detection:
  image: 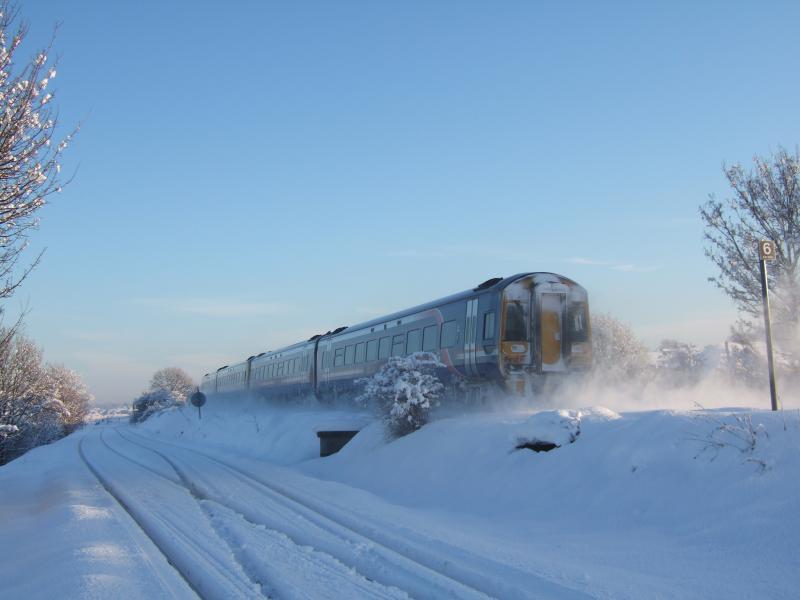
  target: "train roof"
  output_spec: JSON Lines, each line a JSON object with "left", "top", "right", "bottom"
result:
{"left": 325, "top": 272, "right": 580, "bottom": 339}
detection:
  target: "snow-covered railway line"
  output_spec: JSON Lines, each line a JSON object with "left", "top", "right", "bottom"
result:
{"left": 79, "top": 432, "right": 261, "bottom": 598}
{"left": 107, "top": 427, "right": 491, "bottom": 599}
{"left": 83, "top": 429, "right": 406, "bottom": 599}
{"left": 116, "top": 428, "right": 595, "bottom": 600}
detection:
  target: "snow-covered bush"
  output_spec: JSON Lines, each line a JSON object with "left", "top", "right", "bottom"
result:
{"left": 704, "top": 341, "right": 764, "bottom": 387}
{"left": 130, "top": 389, "right": 180, "bottom": 424}
{"left": 590, "top": 313, "right": 650, "bottom": 383}
{"left": 656, "top": 339, "right": 704, "bottom": 386}
{"left": 692, "top": 412, "right": 770, "bottom": 471}
{"left": 356, "top": 352, "right": 445, "bottom": 438}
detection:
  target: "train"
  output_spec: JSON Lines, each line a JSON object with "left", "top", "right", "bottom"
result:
{"left": 200, "top": 272, "right": 591, "bottom": 401}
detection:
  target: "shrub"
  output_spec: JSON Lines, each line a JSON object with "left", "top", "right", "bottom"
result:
{"left": 130, "top": 388, "right": 179, "bottom": 424}
{"left": 357, "top": 352, "right": 444, "bottom": 438}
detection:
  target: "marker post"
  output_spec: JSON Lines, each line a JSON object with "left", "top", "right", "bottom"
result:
{"left": 190, "top": 390, "right": 207, "bottom": 419}
{"left": 757, "top": 240, "right": 780, "bottom": 411}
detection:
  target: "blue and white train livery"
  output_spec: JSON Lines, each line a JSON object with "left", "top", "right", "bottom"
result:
{"left": 200, "top": 273, "right": 591, "bottom": 400}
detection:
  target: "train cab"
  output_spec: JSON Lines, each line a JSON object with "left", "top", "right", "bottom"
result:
{"left": 499, "top": 273, "right": 591, "bottom": 390}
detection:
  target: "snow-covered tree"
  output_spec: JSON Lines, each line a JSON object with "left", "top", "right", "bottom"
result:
{"left": 700, "top": 147, "right": 800, "bottom": 348}
{"left": 356, "top": 352, "right": 444, "bottom": 438}
{"left": 590, "top": 313, "right": 650, "bottom": 382}
{"left": 44, "top": 364, "right": 91, "bottom": 432}
{"left": 0, "top": 2, "right": 74, "bottom": 305}
{"left": 149, "top": 367, "right": 194, "bottom": 403}
{"left": 718, "top": 341, "right": 763, "bottom": 386}
{"left": 0, "top": 329, "right": 89, "bottom": 463}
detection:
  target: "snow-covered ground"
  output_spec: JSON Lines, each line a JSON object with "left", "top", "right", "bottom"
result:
{"left": 1, "top": 393, "right": 798, "bottom": 599}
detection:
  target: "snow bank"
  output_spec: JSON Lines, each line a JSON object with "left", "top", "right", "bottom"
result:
{"left": 137, "top": 394, "right": 800, "bottom": 598}
{"left": 140, "top": 393, "right": 373, "bottom": 465}
{"left": 3, "top": 387, "right": 798, "bottom": 599}
{"left": 0, "top": 431, "right": 190, "bottom": 599}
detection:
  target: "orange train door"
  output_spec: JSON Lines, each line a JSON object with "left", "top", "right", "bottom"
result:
{"left": 538, "top": 291, "right": 567, "bottom": 372}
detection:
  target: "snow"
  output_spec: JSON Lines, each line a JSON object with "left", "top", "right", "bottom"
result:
{"left": 1, "top": 395, "right": 799, "bottom": 599}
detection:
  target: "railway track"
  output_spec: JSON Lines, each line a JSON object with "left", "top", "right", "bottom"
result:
{"left": 80, "top": 425, "right": 594, "bottom": 599}
{"left": 118, "top": 428, "right": 594, "bottom": 600}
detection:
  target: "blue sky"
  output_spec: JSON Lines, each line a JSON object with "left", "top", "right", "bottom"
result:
{"left": 10, "top": 1, "right": 800, "bottom": 405}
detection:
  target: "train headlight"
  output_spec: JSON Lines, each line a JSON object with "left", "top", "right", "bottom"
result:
{"left": 510, "top": 344, "right": 526, "bottom": 353}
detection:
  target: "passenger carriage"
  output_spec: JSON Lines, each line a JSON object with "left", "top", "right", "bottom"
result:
{"left": 200, "top": 273, "right": 591, "bottom": 401}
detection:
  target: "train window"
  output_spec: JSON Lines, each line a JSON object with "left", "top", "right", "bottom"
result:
{"left": 334, "top": 348, "right": 345, "bottom": 367}
{"left": 423, "top": 324, "right": 438, "bottom": 351}
{"left": 366, "top": 339, "right": 378, "bottom": 361}
{"left": 407, "top": 329, "right": 421, "bottom": 353}
{"left": 483, "top": 311, "right": 496, "bottom": 340}
{"left": 568, "top": 302, "right": 588, "bottom": 342}
{"left": 392, "top": 334, "right": 405, "bottom": 357}
{"left": 355, "top": 342, "right": 366, "bottom": 364}
{"left": 345, "top": 345, "right": 355, "bottom": 365}
{"left": 441, "top": 320, "right": 459, "bottom": 348}
{"left": 378, "top": 336, "right": 390, "bottom": 359}
{"left": 504, "top": 301, "right": 528, "bottom": 342}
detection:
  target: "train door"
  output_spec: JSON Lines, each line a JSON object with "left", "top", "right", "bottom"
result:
{"left": 464, "top": 298, "right": 479, "bottom": 377}
{"left": 537, "top": 290, "right": 567, "bottom": 372}
{"left": 320, "top": 339, "right": 331, "bottom": 388}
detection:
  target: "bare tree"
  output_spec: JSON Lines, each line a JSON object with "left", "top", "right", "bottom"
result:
{"left": 700, "top": 147, "right": 800, "bottom": 339}
{"left": 0, "top": 2, "right": 74, "bottom": 301}
{"left": 149, "top": 367, "right": 194, "bottom": 403}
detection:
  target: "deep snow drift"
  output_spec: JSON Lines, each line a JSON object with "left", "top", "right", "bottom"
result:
{"left": 1, "top": 390, "right": 798, "bottom": 599}
{"left": 141, "top": 393, "right": 800, "bottom": 598}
